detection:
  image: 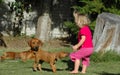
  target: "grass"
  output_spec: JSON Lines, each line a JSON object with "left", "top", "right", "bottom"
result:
{"left": 0, "top": 47, "right": 120, "bottom": 75}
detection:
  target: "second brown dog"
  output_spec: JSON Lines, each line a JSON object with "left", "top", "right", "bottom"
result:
{"left": 33, "top": 50, "right": 69, "bottom": 73}
{"left": 19, "top": 50, "right": 35, "bottom": 62}
{"left": 0, "top": 50, "right": 35, "bottom": 62}
{"left": 0, "top": 52, "right": 20, "bottom": 61}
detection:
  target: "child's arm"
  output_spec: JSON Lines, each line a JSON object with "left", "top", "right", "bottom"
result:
{"left": 73, "top": 35, "right": 86, "bottom": 51}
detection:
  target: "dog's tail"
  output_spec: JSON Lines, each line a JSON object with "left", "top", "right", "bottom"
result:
{"left": 55, "top": 51, "right": 69, "bottom": 60}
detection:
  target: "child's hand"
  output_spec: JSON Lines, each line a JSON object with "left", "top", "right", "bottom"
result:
{"left": 72, "top": 45, "right": 78, "bottom": 51}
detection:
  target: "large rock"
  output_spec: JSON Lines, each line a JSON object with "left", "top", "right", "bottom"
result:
{"left": 93, "top": 12, "right": 120, "bottom": 54}
{"left": 36, "top": 13, "right": 52, "bottom": 42}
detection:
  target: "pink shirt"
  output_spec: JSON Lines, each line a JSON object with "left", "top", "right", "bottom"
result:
{"left": 78, "top": 25, "right": 93, "bottom": 48}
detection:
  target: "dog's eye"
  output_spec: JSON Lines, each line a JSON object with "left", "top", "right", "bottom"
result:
{"left": 32, "top": 42, "right": 35, "bottom": 44}
{"left": 37, "top": 42, "right": 40, "bottom": 44}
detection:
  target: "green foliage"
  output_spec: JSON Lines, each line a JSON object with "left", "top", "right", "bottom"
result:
{"left": 64, "top": 21, "right": 79, "bottom": 44}
{"left": 73, "top": 0, "right": 104, "bottom": 14}
{"left": 73, "top": 0, "right": 120, "bottom": 16}
{"left": 64, "top": 0, "right": 120, "bottom": 38}
{"left": 91, "top": 51, "right": 120, "bottom": 62}
{"left": 64, "top": 21, "right": 78, "bottom": 35}
{"left": 8, "top": 1, "right": 32, "bottom": 17}
{"left": 0, "top": 0, "right": 3, "bottom": 3}
{"left": 102, "top": 0, "right": 120, "bottom": 15}
{"left": 89, "top": 20, "right": 96, "bottom": 33}
{"left": 7, "top": 1, "right": 32, "bottom": 36}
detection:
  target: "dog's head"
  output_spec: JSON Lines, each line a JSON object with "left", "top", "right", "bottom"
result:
{"left": 28, "top": 38, "right": 43, "bottom": 51}
{"left": 56, "top": 51, "right": 69, "bottom": 59}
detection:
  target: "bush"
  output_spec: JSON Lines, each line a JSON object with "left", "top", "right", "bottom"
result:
{"left": 64, "top": 21, "right": 78, "bottom": 36}
{"left": 91, "top": 51, "right": 120, "bottom": 62}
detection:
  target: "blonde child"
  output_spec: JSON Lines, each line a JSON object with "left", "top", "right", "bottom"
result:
{"left": 69, "top": 11, "right": 94, "bottom": 74}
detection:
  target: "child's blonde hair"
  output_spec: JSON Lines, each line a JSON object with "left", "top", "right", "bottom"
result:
{"left": 73, "top": 11, "right": 90, "bottom": 27}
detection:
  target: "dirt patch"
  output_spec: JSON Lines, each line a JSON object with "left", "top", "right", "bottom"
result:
{"left": 0, "top": 36, "right": 70, "bottom": 51}
{"left": 1, "top": 36, "right": 31, "bottom": 49}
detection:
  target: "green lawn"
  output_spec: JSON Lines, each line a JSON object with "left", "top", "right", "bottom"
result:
{"left": 0, "top": 59, "right": 120, "bottom": 75}
{"left": 0, "top": 47, "right": 120, "bottom": 75}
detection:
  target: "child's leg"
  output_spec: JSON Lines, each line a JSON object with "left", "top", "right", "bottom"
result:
{"left": 81, "top": 57, "right": 90, "bottom": 73}
{"left": 81, "top": 64, "right": 87, "bottom": 73}
{"left": 70, "top": 59, "right": 80, "bottom": 73}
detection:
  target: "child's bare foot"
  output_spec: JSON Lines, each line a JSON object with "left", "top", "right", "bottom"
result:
{"left": 80, "top": 71, "right": 86, "bottom": 74}
{"left": 69, "top": 70, "right": 79, "bottom": 74}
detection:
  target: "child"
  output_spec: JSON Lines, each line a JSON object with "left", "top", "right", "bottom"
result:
{"left": 69, "top": 11, "right": 94, "bottom": 74}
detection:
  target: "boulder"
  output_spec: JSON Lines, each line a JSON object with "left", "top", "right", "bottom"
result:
{"left": 36, "top": 13, "right": 52, "bottom": 42}
{"left": 93, "top": 12, "right": 120, "bottom": 54}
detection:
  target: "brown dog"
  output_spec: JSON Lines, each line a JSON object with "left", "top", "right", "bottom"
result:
{"left": 33, "top": 50, "right": 69, "bottom": 73}
{"left": 28, "top": 38, "right": 43, "bottom": 52}
{"left": 28, "top": 38, "right": 69, "bottom": 73}
{"left": 0, "top": 38, "right": 40, "bottom": 62}
{"left": 19, "top": 50, "right": 35, "bottom": 62}
{"left": 0, "top": 52, "right": 20, "bottom": 61}
{"left": 0, "top": 50, "right": 35, "bottom": 62}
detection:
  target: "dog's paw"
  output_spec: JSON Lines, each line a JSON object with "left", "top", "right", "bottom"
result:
{"left": 33, "top": 69, "right": 37, "bottom": 72}
{"left": 37, "top": 67, "right": 42, "bottom": 71}
{"left": 32, "top": 68, "right": 37, "bottom": 72}
{"left": 37, "top": 68, "right": 40, "bottom": 71}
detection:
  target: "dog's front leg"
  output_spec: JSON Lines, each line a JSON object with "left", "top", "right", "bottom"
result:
{"left": 33, "top": 61, "right": 38, "bottom": 71}
{"left": 33, "top": 55, "right": 39, "bottom": 71}
{"left": 37, "top": 60, "right": 43, "bottom": 71}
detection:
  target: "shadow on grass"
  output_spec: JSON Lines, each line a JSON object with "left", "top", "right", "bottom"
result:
{"left": 42, "top": 68, "right": 64, "bottom": 72}
{"left": 27, "top": 67, "right": 65, "bottom": 72}
{"left": 98, "top": 72, "right": 120, "bottom": 75}
{"left": 62, "top": 59, "right": 82, "bottom": 71}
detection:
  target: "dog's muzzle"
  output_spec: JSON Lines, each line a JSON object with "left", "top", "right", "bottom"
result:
{"left": 31, "top": 46, "right": 39, "bottom": 51}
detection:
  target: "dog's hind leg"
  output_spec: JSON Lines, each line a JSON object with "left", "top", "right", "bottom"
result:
{"left": 50, "top": 62, "right": 56, "bottom": 73}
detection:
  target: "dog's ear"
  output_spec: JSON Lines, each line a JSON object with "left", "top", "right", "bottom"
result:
{"left": 39, "top": 40, "right": 43, "bottom": 47}
{"left": 28, "top": 40, "right": 31, "bottom": 47}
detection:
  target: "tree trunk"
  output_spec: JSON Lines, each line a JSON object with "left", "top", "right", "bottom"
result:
{"left": 93, "top": 12, "right": 120, "bottom": 54}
